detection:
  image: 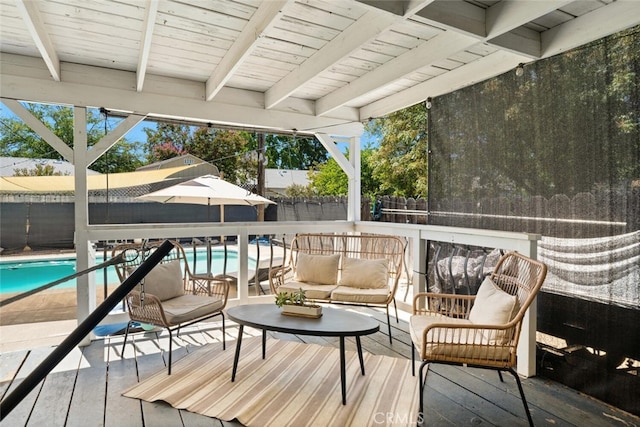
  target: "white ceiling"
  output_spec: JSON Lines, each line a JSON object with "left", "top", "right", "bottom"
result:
{"left": 1, "top": 0, "right": 638, "bottom": 137}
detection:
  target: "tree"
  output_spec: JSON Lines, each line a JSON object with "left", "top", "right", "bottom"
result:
{"left": 308, "top": 157, "right": 348, "bottom": 196}
{"left": 189, "top": 128, "right": 249, "bottom": 183}
{"left": 306, "top": 148, "right": 380, "bottom": 197}
{"left": 264, "top": 134, "right": 328, "bottom": 169}
{"left": 0, "top": 103, "right": 143, "bottom": 173}
{"left": 13, "top": 164, "right": 68, "bottom": 176}
{"left": 366, "top": 104, "right": 428, "bottom": 198}
{"left": 143, "top": 123, "right": 189, "bottom": 163}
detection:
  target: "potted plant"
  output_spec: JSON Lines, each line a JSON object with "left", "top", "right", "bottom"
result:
{"left": 275, "top": 288, "right": 323, "bottom": 318}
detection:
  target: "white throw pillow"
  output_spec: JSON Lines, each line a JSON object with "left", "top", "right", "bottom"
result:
{"left": 136, "top": 260, "right": 184, "bottom": 301}
{"left": 469, "top": 276, "right": 517, "bottom": 327}
{"left": 339, "top": 257, "right": 389, "bottom": 289}
{"left": 294, "top": 253, "right": 340, "bottom": 285}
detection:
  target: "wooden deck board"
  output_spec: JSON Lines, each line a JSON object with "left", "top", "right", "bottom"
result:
{"left": 65, "top": 341, "right": 108, "bottom": 427}
{"left": 104, "top": 336, "right": 143, "bottom": 427}
{"left": 27, "top": 347, "right": 83, "bottom": 427}
{"left": 1, "top": 306, "right": 639, "bottom": 427}
{"left": 2, "top": 347, "right": 50, "bottom": 426}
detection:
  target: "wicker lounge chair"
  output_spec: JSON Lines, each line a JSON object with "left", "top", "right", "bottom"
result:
{"left": 112, "top": 240, "right": 229, "bottom": 374}
{"left": 410, "top": 251, "right": 547, "bottom": 426}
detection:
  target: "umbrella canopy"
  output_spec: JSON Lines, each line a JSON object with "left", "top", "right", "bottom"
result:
{"left": 138, "top": 174, "right": 275, "bottom": 275}
{"left": 138, "top": 175, "right": 275, "bottom": 208}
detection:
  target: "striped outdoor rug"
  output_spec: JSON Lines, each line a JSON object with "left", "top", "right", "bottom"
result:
{"left": 123, "top": 337, "right": 420, "bottom": 426}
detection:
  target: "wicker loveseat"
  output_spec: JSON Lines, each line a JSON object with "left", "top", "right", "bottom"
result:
{"left": 269, "top": 233, "right": 405, "bottom": 343}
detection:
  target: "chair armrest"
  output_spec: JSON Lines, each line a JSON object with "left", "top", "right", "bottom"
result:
{"left": 186, "top": 273, "right": 230, "bottom": 306}
{"left": 269, "top": 265, "right": 292, "bottom": 294}
{"left": 124, "top": 290, "right": 170, "bottom": 327}
{"left": 413, "top": 292, "right": 475, "bottom": 318}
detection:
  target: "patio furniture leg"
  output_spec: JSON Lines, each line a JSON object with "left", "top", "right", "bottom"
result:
{"left": 340, "top": 336, "right": 346, "bottom": 405}
{"left": 221, "top": 312, "right": 226, "bottom": 350}
{"left": 411, "top": 345, "right": 415, "bottom": 376}
{"left": 418, "top": 361, "right": 430, "bottom": 421}
{"left": 498, "top": 370, "right": 504, "bottom": 382}
{"left": 167, "top": 328, "right": 173, "bottom": 375}
{"left": 262, "top": 329, "right": 266, "bottom": 359}
{"left": 356, "top": 336, "right": 365, "bottom": 375}
{"left": 386, "top": 306, "right": 392, "bottom": 344}
{"left": 231, "top": 325, "right": 244, "bottom": 382}
{"left": 508, "top": 367, "right": 534, "bottom": 427}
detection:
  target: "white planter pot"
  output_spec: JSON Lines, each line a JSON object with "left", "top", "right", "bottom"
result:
{"left": 281, "top": 304, "right": 323, "bottom": 318}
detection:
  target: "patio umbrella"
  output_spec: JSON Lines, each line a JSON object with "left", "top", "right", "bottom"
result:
{"left": 138, "top": 174, "right": 275, "bottom": 274}
{"left": 138, "top": 174, "right": 275, "bottom": 222}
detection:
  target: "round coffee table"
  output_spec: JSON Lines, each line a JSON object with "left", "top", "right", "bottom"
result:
{"left": 227, "top": 304, "right": 379, "bottom": 405}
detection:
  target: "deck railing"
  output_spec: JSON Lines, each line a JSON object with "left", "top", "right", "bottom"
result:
{"left": 78, "top": 220, "right": 539, "bottom": 375}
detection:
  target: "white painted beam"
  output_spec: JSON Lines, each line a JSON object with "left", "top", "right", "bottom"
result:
{"left": 264, "top": 10, "right": 397, "bottom": 109}
{"left": 315, "top": 133, "right": 354, "bottom": 178}
{"left": 541, "top": 0, "right": 640, "bottom": 58}
{"left": 316, "top": 31, "right": 475, "bottom": 116}
{"left": 0, "top": 56, "right": 361, "bottom": 137}
{"left": 415, "top": 0, "right": 485, "bottom": 38}
{"left": 136, "top": 0, "right": 159, "bottom": 92}
{"left": 14, "top": 0, "right": 60, "bottom": 81}
{"left": 485, "top": 1, "right": 573, "bottom": 39}
{"left": 206, "top": 0, "right": 289, "bottom": 101}
{"left": 86, "top": 113, "right": 146, "bottom": 165}
{"left": 360, "top": 50, "right": 528, "bottom": 120}
{"left": 1, "top": 98, "right": 73, "bottom": 161}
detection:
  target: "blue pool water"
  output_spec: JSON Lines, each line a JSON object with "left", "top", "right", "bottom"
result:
{"left": 0, "top": 249, "right": 252, "bottom": 295}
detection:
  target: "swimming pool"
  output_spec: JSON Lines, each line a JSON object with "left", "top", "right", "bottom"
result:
{"left": 0, "top": 249, "right": 253, "bottom": 295}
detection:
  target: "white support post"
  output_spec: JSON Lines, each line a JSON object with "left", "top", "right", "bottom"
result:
{"left": 348, "top": 136, "right": 361, "bottom": 222}
{"left": 413, "top": 236, "right": 427, "bottom": 296}
{"left": 515, "top": 239, "right": 539, "bottom": 377}
{"left": 73, "top": 106, "right": 96, "bottom": 346}
{"left": 237, "top": 231, "right": 250, "bottom": 304}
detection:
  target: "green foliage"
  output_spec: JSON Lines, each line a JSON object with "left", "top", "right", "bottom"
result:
{"left": 285, "top": 183, "right": 318, "bottom": 197}
{"left": 365, "top": 104, "right": 428, "bottom": 198}
{"left": 264, "top": 135, "right": 328, "bottom": 169}
{"left": 305, "top": 148, "right": 381, "bottom": 197}
{"left": 0, "top": 103, "right": 143, "bottom": 173}
{"left": 274, "top": 288, "right": 311, "bottom": 307}
{"left": 308, "top": 157, "right": 348, "bottom": 195}
{"left": 13, "top": 164, "right": 68, "bottom": 176}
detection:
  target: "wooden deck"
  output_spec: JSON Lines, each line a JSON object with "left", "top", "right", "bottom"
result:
{"left": 1, "top": 306, "right": 638, "bottom": 427}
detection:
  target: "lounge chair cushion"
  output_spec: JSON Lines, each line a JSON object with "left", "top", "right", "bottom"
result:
{"left": 339, "top": 257, "right": 389, "bottom": 289}
{"left": 134, "top": 260, "right": 184, "bottom": 302}
{"left": 469, "top": 277, "right": 517, "bottom": 343}
{"left": 161, "top": 294, "right": 224, "bottom": 324}
{"left": 410, "top": 314, "right": 511, "bottom": 362}
{"left": 294, "top": 253, "right": 340, "bottom": 286}
{"left": 278, "top": 280, "right": 336, "bottom": 300}
{"left": 331, "top": 285, "right": 390, "bottom": 304}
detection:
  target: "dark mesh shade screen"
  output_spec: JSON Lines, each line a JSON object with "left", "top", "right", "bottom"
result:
{"left": 429, "top": 28, "right": 640, "bottom": 309}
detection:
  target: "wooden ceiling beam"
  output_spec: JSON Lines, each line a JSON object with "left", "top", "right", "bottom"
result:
{"left": 264, "top": 9, "right": 397, "bottom": 109}
{"left": 205, "top": 0, "right": 290, "bottom": 101}
{"left": 136, "top": 0, "right": 159, "bottom": 92}
{"left": 14, "top": 0, "right": 60, "bottom": 81}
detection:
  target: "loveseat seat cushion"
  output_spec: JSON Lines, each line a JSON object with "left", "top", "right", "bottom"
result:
{"left": 278, "top": 280, "right": 336, "bottom": 300}
{"left": 330, "top": 285, "right": 390, "bottom": 304}
{"left": 161, "top": 294, "right": 224, "bottom": 325}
